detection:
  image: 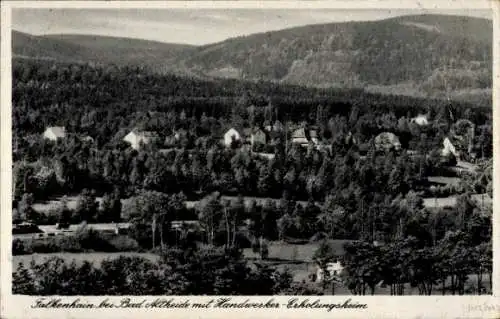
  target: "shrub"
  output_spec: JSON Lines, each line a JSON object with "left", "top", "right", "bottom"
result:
{"left": 12, "top": 239, "right": 29, "bottom": 255}
{"left": 109, "top": 236, "right": 140, "bottom": 251}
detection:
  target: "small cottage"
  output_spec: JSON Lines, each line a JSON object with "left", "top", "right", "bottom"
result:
{"left": 123, "top": 130, "right": 159, "bottom": 150}
{"left": 250, "top": 128, "right": 267, "bottom": 146}
{"left": 43, "top": 126, "right": 66, "bottom": 141}
{"left": 224, "top": 128, "right": 241, "bottom": 147}
{"left": 291, "top": 128, "right": 309, "bottom": 146}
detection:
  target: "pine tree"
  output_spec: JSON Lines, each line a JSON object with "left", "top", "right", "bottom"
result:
{"left": 12, "top": 263, "right": 35, "bottom": 295}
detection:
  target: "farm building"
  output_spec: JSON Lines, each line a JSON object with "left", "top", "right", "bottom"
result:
{"left": 224, "top": 128, "right": 241, "bottom": 147}
{"left": 374, "top": 132, "right": 401, "bottom": 151}
{"left": 123, "top": 130, "right": 160, "bottom": 150}
{"left": 43, "top": 126, "right": 66, "bottom": 141}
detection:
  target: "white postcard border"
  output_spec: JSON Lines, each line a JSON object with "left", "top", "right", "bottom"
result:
{"left": 1, "top": 1, "right": 499, "bottom": 319}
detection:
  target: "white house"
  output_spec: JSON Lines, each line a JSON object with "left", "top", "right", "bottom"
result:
{"left": 123, "top": 130, "right": 159, "bottom": 150}
{"left": 291, "top": 128, "right": 319, "bottom": 147}
{"left": 224, "top": 128, "right": 241, "bottom": 147}
{"left": 442, "top": 137, "right": 459, "bottom": 158}
{"left": 316, "top": 261, "right": 344, "bottom": 282}
{"left": 411, "top": 114, "right": 429, "bottom": 126}
{"left": 43, "top": 126, "right": 66, "bottom": 141}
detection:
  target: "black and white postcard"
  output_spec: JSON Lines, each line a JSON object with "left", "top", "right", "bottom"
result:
{"left": 1, "top": 1, "right": 498, "bottom": 318}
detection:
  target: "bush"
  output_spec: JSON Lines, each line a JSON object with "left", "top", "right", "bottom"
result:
{"left": 31, "top": 237, "right": 79, "bottom": 253}
{"left": 109, "top": 236, "right": 140, "bottom": 251}
{"left": 12, "top": 246, "right": 293, "bottom": 295}
{"left": 12, "top": 239, "right": 29, "bottom": 255}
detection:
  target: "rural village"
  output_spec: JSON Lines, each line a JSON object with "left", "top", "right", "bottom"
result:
{"left": 11, "top": 11, "right": 493, "bottom": 296}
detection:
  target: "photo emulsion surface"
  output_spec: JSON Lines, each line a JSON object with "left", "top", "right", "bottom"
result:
{"left": 11, "top": 8, "right": 493, "bottom": 296}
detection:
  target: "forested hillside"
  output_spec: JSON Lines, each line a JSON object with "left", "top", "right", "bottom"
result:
{"left": 180, "top": 14, "right": 492, "bottom": 94}
{"left": 12, "top": 31, "right": 194, "bottom": 70}
{"left": 12, "top": 14, "right": 492, "bottom": 98}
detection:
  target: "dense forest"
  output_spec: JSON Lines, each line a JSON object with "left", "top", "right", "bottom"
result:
{"left": 12, "top": 58, "right": 493, "bottom": 295}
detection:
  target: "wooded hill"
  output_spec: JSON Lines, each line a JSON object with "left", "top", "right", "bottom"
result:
{"left": 12, "top": 14, "right": 492, "bottom": 98}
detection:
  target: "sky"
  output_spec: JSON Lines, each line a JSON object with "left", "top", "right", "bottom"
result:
{"left": 12, "top": 8, "right": 492, "bottom": 45}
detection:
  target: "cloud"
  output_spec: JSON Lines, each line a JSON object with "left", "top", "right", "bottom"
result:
{"left": 12, "top": 8, "right": 492, "bottom": 45}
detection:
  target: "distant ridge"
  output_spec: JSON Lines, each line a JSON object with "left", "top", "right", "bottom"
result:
{"left": 13, "top": 30, "right": 195, "bottom": 71}
{"left": 12, "top": 14, "right": 492, "bottom": 99}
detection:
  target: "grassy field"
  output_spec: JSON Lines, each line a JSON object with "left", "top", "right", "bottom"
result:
{"left": 422, "top": 193, "right": 491, "bottom": 209}
{"left": 243, "top": 240, "right": 349, "bottom": 262}
{"left": 427, "top": 176, "right": 461, "bottom": 186}
{"left": 12, "top": 241, "right": 342, "bottom": 283}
